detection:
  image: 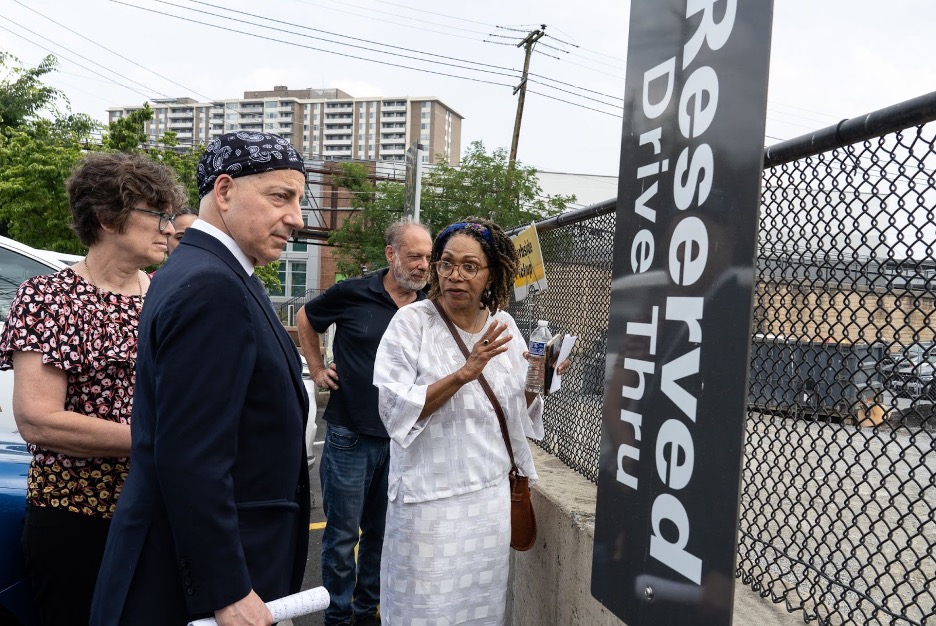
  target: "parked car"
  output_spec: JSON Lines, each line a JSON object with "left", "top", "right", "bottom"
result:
{"left": 0, "top": 236, "right": 65, "bottom": 626}
{"left": 886, "top": 342, "right": 936, "bottom": 400}
{"left": 300, "top": 355, "right": 319, "bottom": 467}
{"left": 0, "top": 438, "right": 34, "bottom": 626}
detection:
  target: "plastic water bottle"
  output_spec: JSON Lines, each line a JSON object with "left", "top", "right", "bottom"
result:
{"left": 525, "top": 320, "right": 552, "bottom": 394}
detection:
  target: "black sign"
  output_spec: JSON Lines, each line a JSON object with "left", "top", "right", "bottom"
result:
{"left": 591, "top": 2, "right": 774, "bottom": 625}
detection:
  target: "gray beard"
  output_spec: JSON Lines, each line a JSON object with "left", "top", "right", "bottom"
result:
{"left": 392, "top": 264, "right": 427, "bottom": 292}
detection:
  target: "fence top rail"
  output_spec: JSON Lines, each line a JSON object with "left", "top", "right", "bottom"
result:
{"left": 510, "top": 91, "right": 936, "bottom": 235}
{"left": 763, "top": 90, "right": 936, "bottom": 167}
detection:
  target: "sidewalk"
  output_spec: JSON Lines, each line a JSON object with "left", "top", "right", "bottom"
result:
{"left": 287, "top": 398, "right": 803, "bottom": 626}
{"left": 291, "top": 398, "right": 328, "bottom": 626}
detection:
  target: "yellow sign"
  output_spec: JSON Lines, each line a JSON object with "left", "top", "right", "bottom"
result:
{"left": 511, "top": 223, "right": 548, "bottom": 301}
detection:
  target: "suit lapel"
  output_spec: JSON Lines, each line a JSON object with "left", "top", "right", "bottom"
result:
{"left": 183, "top": 231, "right": 305, "bottom": 401}
{"left": 244, "top": 271, "right": 305, "bottom": 397}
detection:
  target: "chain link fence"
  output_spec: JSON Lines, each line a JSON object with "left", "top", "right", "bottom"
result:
{"left": 506, "top": 92, "right": 936, "bottom": 625}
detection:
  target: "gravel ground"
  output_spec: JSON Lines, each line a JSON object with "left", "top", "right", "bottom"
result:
{"left": 738, "top": 411, "right": 935, "bottom": 625}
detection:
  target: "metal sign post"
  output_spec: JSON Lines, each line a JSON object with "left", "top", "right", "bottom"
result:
{"left": 591, "top": 2, "right": 774, "bottom": 624}
{"left": 404, "top": 142, "right": 424, "bottom": 222}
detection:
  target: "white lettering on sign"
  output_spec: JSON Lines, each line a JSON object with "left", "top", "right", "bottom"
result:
{"left": 612, "top": 0, "right": 738, "bottom": 586}
{"left": 616, "top": 306, "right": 660, "bottom": 490}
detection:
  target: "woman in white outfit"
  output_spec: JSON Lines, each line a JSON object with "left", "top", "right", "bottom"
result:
{"left": 374, "top": 218, "right": 546, "bottom": 625}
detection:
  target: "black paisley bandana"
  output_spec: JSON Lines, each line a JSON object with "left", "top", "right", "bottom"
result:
{"left": 197, "top": 131, "right": 306, "bottom": 198}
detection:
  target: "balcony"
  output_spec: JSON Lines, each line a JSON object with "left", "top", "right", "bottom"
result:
{"left": 323, "top": 136, "right": 353, "bottom": 145}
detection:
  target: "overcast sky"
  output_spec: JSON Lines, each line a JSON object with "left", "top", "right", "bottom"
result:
{"left": 1, "top": 0, "right": 934, "bottom": 178}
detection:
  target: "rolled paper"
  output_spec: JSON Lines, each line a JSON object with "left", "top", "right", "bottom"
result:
{"left": 188, "top": 586, "right": 330, "bottom": 626}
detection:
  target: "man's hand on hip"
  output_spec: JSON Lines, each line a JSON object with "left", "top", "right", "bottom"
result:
{"left": 313, "top": 362, "right": 339, "bottom": 390}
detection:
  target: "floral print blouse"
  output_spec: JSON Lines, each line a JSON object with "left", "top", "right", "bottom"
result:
{"left": 0, "top": 267, "right": 142, "bottom": 518}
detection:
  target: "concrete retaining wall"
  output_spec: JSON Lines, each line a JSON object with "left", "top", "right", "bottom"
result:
{"left": 507, "top": 446, "right": 805, "bottom": 626}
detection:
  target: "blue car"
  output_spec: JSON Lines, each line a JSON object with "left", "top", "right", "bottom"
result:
{"left": 0, "top": 438, "right": 36, "bottom": 626}
{"left": 0, "top": 236, "right": 69, "bottom": 625}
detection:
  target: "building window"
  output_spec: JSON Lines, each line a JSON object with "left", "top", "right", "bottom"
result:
{"left": 273, "top": 266, "right": 286, "bottom": 296}
{"left": 290, "top": 261, "right": 307, "bottom": 297}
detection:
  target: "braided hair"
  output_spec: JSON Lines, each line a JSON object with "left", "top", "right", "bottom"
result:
{"left": 428, "top": 216, "right": 518, "bottom": 314}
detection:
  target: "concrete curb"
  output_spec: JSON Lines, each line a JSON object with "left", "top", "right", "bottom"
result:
{"left": 507, "top": 446, "right": 805, "bottom": 625}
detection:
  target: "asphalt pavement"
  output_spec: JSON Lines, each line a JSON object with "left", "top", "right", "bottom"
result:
{"left": 290, "top": 398, "right": 328, "bottom": 626}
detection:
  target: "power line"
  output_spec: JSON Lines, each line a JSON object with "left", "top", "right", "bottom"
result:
{"left": 527, "top": 89, "right": 621, "bottom": 118}
{"left": 365, "top": 0, "right": 499, "bottom": 30}
{"left": 495, "top": 24, "right": 542, "bottom": 33}
{"left": 528, "top": 78, "right": 621, "bottom": 109}
{"left": 108, "top": 0, "right": 623, "bottom": 116}
{"left": 542, "top": 32, "right": 628, "bottom": 66}
{"left": 286, "top": 0, "right": 488, "bottom": 42}
{"left": 533, "top": 44, "right": 626, "bottom": 79}
{"left": 10, "top": 0, "right": 628, "bottom": 127}
{"left": 316, "top": 0, "right": 494, "bottom": 35}
{"left": 174, "top": 0, "right": 523, "bottom": 78}
{"left": 106, "top": 0, "right": 516, "bottom": 89}
{"left": 12, "top": 0, "right": 212, "bottom": 103}
{"left": 529, "top": 71, "right": 622, "bottom": 104}
{"left": 0, "top": 19, "right": 160, "bottom": 102}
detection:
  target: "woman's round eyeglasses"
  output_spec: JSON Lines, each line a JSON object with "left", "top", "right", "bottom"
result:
{"left": 433, "top": 260, "right": 488, "bottom": 279}
{"left": 131, "top": 208, "right": 176, "bottom": 232}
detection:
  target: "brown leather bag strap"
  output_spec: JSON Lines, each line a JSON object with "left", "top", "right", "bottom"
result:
{"left": 432, "top": 299, "right": 519, "bottom": 472}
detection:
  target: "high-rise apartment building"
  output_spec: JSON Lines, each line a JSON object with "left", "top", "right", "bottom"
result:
{"left": 107, "top": 86, "right": 464, "bottom": 313}
{"left": 107, "top": 86, "right": 463, "bottom": 165}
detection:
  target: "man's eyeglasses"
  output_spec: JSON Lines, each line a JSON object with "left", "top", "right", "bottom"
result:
{"left": 131, "top": 208, "right": 176, "bottom": 232}
{"left": 433, "top": 260, "right": 488, "bottom": 279}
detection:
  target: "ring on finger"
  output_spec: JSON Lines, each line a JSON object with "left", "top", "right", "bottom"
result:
{"left": 483, "top": 339, "right": 490, "bottom": 345}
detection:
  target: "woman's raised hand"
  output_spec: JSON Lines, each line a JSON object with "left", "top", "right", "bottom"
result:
{"left": 460, "top": 321, "right": 511, "bottom": 382}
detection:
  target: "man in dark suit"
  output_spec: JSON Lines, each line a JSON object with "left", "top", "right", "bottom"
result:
{"left": 91, "top": 132, "right": 310, "bottom": 626}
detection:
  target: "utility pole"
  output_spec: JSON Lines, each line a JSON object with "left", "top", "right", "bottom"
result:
{"left": 509, "top": 25, "right": 546, "bottom": 167}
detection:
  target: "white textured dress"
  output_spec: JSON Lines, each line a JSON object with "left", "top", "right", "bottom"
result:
{"left": 373, "top": 300, "right": 544, "bottom": 625}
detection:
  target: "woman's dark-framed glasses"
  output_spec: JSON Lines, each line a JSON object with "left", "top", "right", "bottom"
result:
{"left": 434, "top": 260, "right": 488, "bottom": 279}
{"left": 131, "top": 208, "right": 176, "bottom": 231}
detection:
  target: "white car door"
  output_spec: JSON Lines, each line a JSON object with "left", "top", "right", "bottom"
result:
{"left": 0, "top": 237, "right": 66, "bottom": 442}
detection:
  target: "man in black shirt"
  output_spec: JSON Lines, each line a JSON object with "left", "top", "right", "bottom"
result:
{"left": 297, "top": 218, "right": 432, "bottom": 626}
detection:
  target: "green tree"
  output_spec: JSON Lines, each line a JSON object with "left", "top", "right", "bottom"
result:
{"left": 255, "top": 262, "right": 282, "bottom": 296}
{"left": 326, "top": 162, "right": 404, "bottom": 276}
{"left": 146, "top": 130, "right": 201, "bottom": 209}
{"left": 0, "top": 53, "right": 97, "bottom": 252}
{"left": 328, "top": 141, "right": 575, "bottom": 275}
{"left": 0, "top": 52, "right": 64, "bottom": 131}
{"left": 102, "top": 103, "right": 152, "bottom": 153}
{"left": 421, "top": 141, "right": 574, "bottom": 228}
{"left": 0, "top": 120, "right": 90, "bottom": 253}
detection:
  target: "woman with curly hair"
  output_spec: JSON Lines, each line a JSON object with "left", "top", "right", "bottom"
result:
{"left": 0, "top": 151, "right": 185, "bottom": 626}
{"left": 374, "top": 217, "right": 558, "bottom": 624}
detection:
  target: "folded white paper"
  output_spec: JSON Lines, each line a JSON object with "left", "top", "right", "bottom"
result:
{"left": 188, "top": 586, "right": 330, "bottom": 626}
{"left": 548, "top": 334, "right": 577, "bottom": 394}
